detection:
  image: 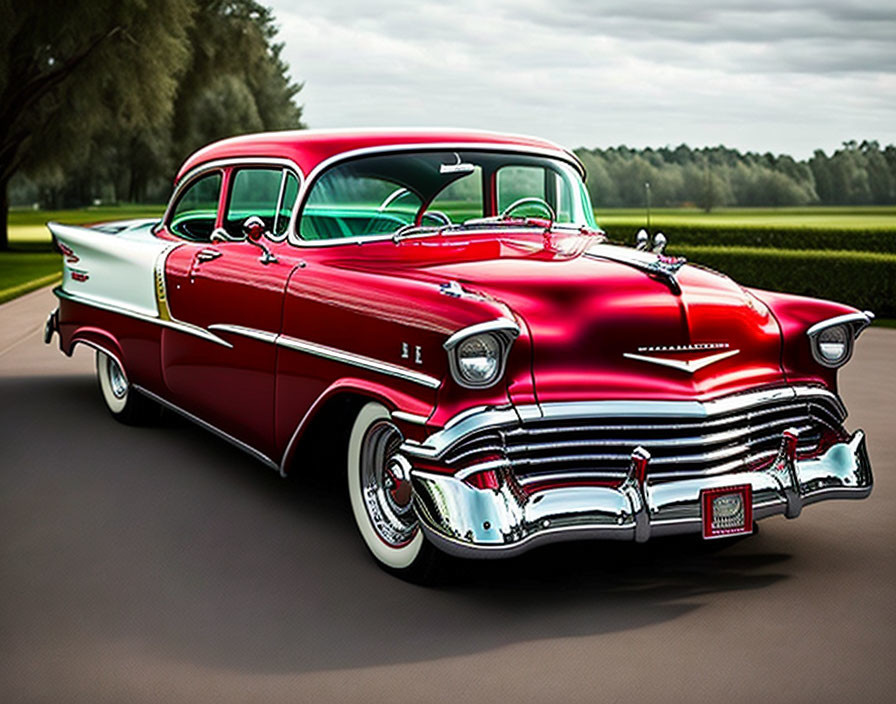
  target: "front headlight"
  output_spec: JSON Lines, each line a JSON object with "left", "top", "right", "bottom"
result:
{"left": 806, "top": 312, "right": 873, "bottom": 368}
{"left": 456, "top": 334, "right": 501, "bottom": 386}
{"left": 444, "top": 319, "right": 520, "bottom": 389}
{"left": 815, "top": 325, "right": 850, "bottom": 366}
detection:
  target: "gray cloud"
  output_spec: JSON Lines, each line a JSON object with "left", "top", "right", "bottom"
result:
{"left": 267, "top": 0, "right": 896, "bottom": 157}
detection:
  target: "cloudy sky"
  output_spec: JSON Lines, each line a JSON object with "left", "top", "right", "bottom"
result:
{"left": 269, "top": 0, "right": 896, "bottom": 158}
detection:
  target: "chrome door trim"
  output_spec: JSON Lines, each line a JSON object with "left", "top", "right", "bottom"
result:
{"left": 54, "top": 287, "right": 232, "bottom": 348}
{"left": 276, "top": 334, "right": 441, "bottom": 389}
{"left": 133, "top": 384, "right": 279, "bottom": 471}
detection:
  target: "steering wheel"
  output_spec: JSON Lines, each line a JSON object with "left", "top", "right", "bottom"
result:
{"left": 420, "top": 209, "right": 451, "bottom": 226}
{"left": 500, "top": 197, "right": 556, "bottom": 222}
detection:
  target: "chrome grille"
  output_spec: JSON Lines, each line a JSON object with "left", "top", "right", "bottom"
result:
{"left": 441, "top": 390, "right": 846, "bottom": 485}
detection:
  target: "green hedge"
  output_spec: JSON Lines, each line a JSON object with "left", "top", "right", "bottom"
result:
{"left": 669, "top": 245, "right": 896, "bottom": 317}
{"left": 603, "top": 224, "right": 896, "bottom": 253}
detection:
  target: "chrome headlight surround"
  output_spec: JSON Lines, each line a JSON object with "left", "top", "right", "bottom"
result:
{"left": 806, "top": 311, "right": 874, "bottom": 368}
{"left": 444, "top": 319, "right": 520, "bottom": 389}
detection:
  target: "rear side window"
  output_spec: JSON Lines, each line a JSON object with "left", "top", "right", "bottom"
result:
{"left": 169, "top": 172, "right": 222, "bottom": 241}
{"left": 225, "top": 167, "right": 300, "bottom": 239}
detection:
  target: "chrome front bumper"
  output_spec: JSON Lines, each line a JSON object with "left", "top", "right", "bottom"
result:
{"left": 410, "top": 430, "right": 872, "bottom": 558}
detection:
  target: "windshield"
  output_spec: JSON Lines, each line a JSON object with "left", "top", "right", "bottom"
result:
{"left": 298, "top": 150, "right": 596, "bottom": 241}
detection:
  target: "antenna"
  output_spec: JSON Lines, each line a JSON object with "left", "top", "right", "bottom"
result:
{"left": 644, "top": 181, "right": 652, "bottom": 235}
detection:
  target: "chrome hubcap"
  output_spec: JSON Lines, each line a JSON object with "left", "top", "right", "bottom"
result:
{"left": 360, "top": 420, "right": 416, "bottom": 547}
{"left": 108, "top": 358, "right": 128, "bottom": 399}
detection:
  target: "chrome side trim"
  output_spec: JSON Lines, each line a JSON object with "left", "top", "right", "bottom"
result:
{"left": 391, "top": 410, "right": 431, "bottom": 425}
{"left": 402, "top": 385, "right": 842, "bottom": 461}
{"left": 54, "top": 287, "right": 232, "bottom": 348}
{"left": 133, "top": 385, "right": 278, "bottom": 471}
{"left": 207, "top": 324, "right": 279, "bottom": 344}
{"left": 276, "top": 334, "right": 441, "bottom": 389}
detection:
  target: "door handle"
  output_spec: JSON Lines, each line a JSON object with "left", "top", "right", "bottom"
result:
{"left": 196, "top": 249, "right": 222, "bottom": 262}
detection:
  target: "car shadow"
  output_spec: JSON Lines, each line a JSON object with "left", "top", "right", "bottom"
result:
{"left": 2, "top": 374, "right": 792, "bottom": 676}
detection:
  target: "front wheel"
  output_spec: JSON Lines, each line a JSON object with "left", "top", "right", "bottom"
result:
{"left": 96, "top": 350, "right": 157, "bottom": 425}
{"left": 347, "top": 402, "right": 442, "bottom": 581}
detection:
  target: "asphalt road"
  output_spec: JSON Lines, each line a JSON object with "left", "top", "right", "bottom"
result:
{"left": 2, "top": 287, "right": 895, "bottom": 704}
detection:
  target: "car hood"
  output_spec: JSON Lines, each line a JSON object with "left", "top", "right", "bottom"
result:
{"left": 393, "top": 232, "right": 786, "bottom": 403}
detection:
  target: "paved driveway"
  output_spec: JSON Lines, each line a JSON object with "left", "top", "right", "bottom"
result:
{"left": 2, "top": 287, "right": 894, "bottom": 703}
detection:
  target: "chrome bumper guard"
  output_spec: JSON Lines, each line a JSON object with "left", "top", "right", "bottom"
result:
{"left": 410, "top": 429, "right": 872, "bottom": 558}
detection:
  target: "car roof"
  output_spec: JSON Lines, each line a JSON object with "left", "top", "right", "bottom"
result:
{"left": 175, "top": 128, "right": 584, "bottom": 183}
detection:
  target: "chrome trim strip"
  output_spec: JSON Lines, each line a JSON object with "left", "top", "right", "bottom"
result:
{"left": 54, "top": 287, "right": 232, "bottom": 348}
{"left": 207, "top": 323, "right": 279, "bottom": 344}
{"left": 443, "top": 318, "right": 521, "bottom": 350}
{"left": 276, "top": 334, "right": 441, "bottom": 389}
{"left": 71, "top": 340, "right": 128, "bottom": 386}
{"left": 391, "top": 410, "right": 431, "bottom": 425}
{"left": 133, "top": 384, "right": 278, "bottom": 471}
{"left": 402, "top": 385, "right": 842, "bottom": 460}
{"left": 411, "top": 429, "right": 872, "bottom": 558}
{"left": 806, "top": 312, "right": 873, "bottom": 338}
{"left": 286, "top": 142, "right": 585, "bottom": 247}
{"left": 164, "top": 157, "right": 305, "bottom": 232}
{"left": 623, "top": 349, "right": 740, "bottom": 374}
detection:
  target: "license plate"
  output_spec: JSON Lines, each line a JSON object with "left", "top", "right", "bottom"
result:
{"left": 701, "top": 485, "right": 753, "bottom": 539}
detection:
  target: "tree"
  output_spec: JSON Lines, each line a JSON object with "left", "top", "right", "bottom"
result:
{"left": 0, "top": 0, "right": 195, "bottom": 249}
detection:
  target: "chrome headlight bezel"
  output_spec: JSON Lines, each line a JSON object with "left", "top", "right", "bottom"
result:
{"left": 806, "top": 312, "right": 874, "bottom": 368}
{"left": 444, "top": 319, "right": 520, "bottom": 389}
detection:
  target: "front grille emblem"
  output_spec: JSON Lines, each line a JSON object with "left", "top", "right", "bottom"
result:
{"left": 624, "top": 344, "right": 739, "bottom": 374}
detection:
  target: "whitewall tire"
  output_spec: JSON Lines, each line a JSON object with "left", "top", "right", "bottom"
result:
{"left": 95, "top": 350, "right": 156, "bottom": 425}
{"left": 347, "top": 402, "right": 439, "bottom": 577}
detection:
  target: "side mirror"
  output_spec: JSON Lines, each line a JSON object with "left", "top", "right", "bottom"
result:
{"left": 242, "top": 215, "right": 266, "bottom": 242}
{"left": 241, "top": 216, "right": 277, "bottom": 264}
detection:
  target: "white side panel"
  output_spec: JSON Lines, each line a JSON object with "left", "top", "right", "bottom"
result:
{"left": 48, "top": 222, "right": 175, "bottom": 318}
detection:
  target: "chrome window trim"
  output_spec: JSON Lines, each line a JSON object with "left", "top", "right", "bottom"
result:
{"left": 276, "top": 334, "right": 441, "bottom": 389}
{"left": 401, "top": 384, "right": 844, "bottom": 460}
{"left": 286, "top": 143, "right": 586, "bottom": 248}
{"left": 162, "top": 157, "right": 306, "bottom": 238}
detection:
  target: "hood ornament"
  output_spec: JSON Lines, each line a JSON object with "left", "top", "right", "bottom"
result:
{"left": 624, "top": 344, "right": 740, "bottom": 374}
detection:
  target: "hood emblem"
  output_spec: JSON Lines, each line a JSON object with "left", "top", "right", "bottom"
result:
{"left": 624, "top": 345, "right": 740, "bottom": 374}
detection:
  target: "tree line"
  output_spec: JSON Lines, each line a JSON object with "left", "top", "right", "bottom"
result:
{"left": 575, "top": 140, "right": 896, "bottom": 210}
{"left": 0, "top": 0, "right": 304, "bottom": 249}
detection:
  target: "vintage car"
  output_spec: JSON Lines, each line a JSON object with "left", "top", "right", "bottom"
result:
{"left": 44, "top": 129, "right": 873, "bottom": 579}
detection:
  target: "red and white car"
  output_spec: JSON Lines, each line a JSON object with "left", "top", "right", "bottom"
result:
{"left": 45, "top": 129, "right": 874, "bottom": 579}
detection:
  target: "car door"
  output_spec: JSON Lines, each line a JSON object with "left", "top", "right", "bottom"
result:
{"left": 161, "top": 165, "right": 300, "bottom": 459}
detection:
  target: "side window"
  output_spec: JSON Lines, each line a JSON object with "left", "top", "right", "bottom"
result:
{"left": 225, "top": 168, "right": 284, "bottom": 238}
{"left": 427, "top": 167, "right": 483, "bottom": 224}
{"left": 496, "top": 165, "right": 574, "bottom": 222}
{"left": 274, "top": 171, "right": 299, "bottom": 237}
{"left": 169, "top": 171, "right": 222, "bottom": 241}
{"left": 300, "top": 172, "right": 422, "bottom": 241}
{"left": 497, "top": 165, "right": 545, "bottom": 213}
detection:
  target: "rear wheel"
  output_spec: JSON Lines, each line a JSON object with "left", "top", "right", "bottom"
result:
{"left": 96, "top": 351, "right": 157, "bottom": 425}
{"left": 347, "top": 402, "right": 442, "bottom": 581}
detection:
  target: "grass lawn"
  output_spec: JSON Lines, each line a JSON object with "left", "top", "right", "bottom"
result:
{"left": 0, "top": 251, "right": 62, "bottom": 304}
{"left": 595, "top": 206, "right": 896, "bottom": 231}
{"left": 7, "top": 204, "right": 165, "bottom": 245}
